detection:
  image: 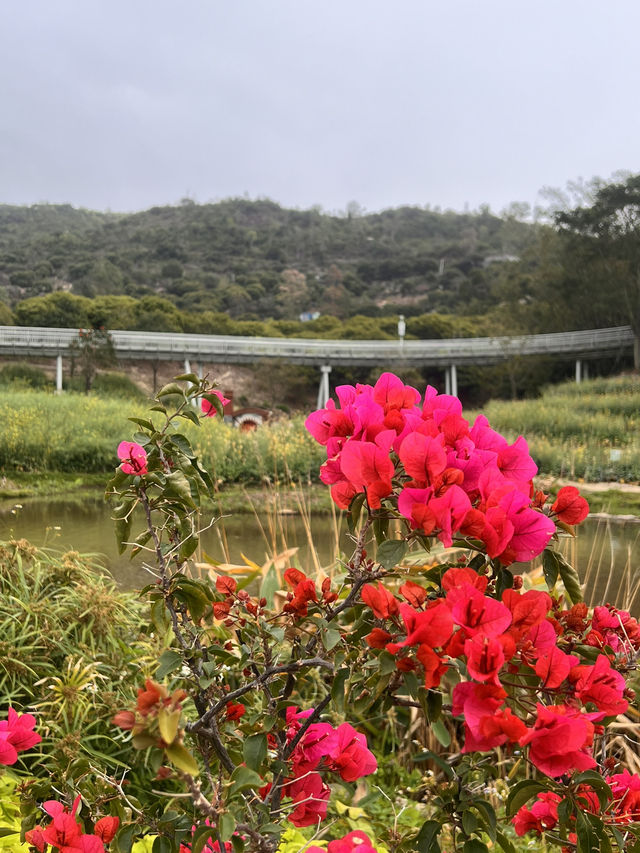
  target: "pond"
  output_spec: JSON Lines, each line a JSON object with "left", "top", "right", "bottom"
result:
{"left": 1, "top": 493, "right": 639, "bottom": 612}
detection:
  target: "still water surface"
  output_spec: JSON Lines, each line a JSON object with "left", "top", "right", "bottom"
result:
{"left": 1, "top": 494, "right": 639, "bottom": 612}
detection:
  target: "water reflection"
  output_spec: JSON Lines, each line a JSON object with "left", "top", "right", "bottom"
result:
{"left": 1, "top": 495, "right": 638, "bottom": 613}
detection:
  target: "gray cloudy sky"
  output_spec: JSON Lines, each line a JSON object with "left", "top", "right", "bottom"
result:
{"left": 1, "top": 0, "right": 639, "bottom": 215}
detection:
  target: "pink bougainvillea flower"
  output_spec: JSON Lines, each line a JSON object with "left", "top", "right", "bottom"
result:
{"left": 286, "top": 772, "right": 330, "bottom": 827}
{"left": 326, "top": 722, "right": 377, "bottom": 782}
{"left": 534, "top": 646, "right": 579, "bottom": 690}
{"left": 607, "top": 769, "right": 640, "bottom": 822}
{"left": 117, "top": 441, "right": 148, "bottom": 476}
{"left": 291, "top": 722, "right": 337, "bottom": 773}
{"left": 397, "top": 431, "right": 447, "bottom": 486}
{"left": 0, "top": 708, "right": 41, "bottom": 764}
{"left": 328, "top": 831, "right": 379, "bottom": 853}
{"left": 339, "top": 431, "right": 395, "bottom": 509}
{"left": 520, "top": 703, "right": 601, "bottom": 778}
{"left": 446, "top": 585, "right": 512, "bottom": 638}
{"left": 201, "top": 390, "right": 230, "bottom": 417}
{"left": 501, "top": 589, "right": 552, "bottom": 641}
{"left": 451, "top": 682, "right": 525, "bottom": 752}
{"left": 571, "top": 654, "right": 629, "bottom": 716}
{"left": 551, "top": 486, "right": 589, "bottom": 525}
{"left": 464, "top": 634, "right": 506, "bottom": 685}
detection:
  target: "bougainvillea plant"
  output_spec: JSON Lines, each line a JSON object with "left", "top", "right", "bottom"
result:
{"left": 11, "top": 371, "right": 640, "bottom": 853}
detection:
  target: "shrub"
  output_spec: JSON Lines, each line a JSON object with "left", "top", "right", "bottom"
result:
{"left": 0, "top": 364, "right": 49, "bottom": 389}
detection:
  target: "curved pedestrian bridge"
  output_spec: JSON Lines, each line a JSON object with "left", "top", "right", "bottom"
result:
{"left": 0, "top": 324, "right": 633, "bottom": 402}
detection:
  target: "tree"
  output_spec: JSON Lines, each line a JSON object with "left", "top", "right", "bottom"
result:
{"left": 69, "top": 326, "right": 116, "bottom": 392}
{"left": 555, "top": 173, "right": 640, "bottom": 367}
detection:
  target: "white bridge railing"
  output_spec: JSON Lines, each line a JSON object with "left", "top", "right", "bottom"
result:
{"left": 0, "top": 325, "right": 634, "bottom": 367}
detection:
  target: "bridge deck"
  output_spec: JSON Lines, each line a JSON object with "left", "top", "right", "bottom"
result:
{"left": 0, "top": 325, "right": 633, "bottom": 367}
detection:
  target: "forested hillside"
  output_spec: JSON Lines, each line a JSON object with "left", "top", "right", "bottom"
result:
{"left": 0, "top": 199, "right": 536, "bottom": 322}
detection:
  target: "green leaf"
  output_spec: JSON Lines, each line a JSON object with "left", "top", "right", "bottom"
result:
{"left": 411, "top": 750, "right": 455, "bottom": 780}
{"left": 332, "top": 667, "right": 350, "bottom": 713}
{"left": 463, "top": 841, "right": 488, "bottom": 853}
{"left": 128, "top": 417, "right": 155, "bottom": 431}
{"left": 574, "top": 770, "right": 612, "bottom": 810}
{"left": 218, "top": 814, "right": 235, "bottom": 843}
{"left": 156, "top": 650, "right": 183, "bottom": 679}
{"left": 157, "top": 383, "right": 186, "bottom": 398}
{"left": 506, "top": 779, "right": 547, "bottom": 817}
{"left": 228, "top": 765, "right": 262, "bottom": 798}
{"left": 558, "top": 555, "right": 583, "bottom": 604}
{"left": 158, "top": 708, "right": 181, "bottom": 745}
{"left": 376, "top": 538, "right": 408, "bottom": 569}
{"left": 347, "top": 492, "right": 366, "bottom": 534}
{"left": 322, "top": 626, "right": 341, "bottom": 650}
{"left": 115, "top": 823, "right": 138, "bottom": 853}
{"left": 259, "top": 565, "right": 279, "bottom": 608}
{"left": 174, "top": 373, "right": 200, "bottom": 383}
{"left": 0, "top": 829, "right": 18, "bottom": 838}
{"left": 472, "top": 800, "right": 497, "bottom": 842}
{"left": 115, "top": 514, "right": 132, "bottom": 555}
{"left": 202, "top": 392, "right": 224, "bottom": 417}
{"left": 191, "top": 825, "right": 215, "bottom": 853}
{"left": 415, "top": 819, "right": 441, "bottom": 853}
{"left": 576, "top": 810, "right": 600, "bottom": 853}
{"left": 462, "top": 811, "right": 478, "bottom": 836}
{"left": 165, "top": 742, "right": 199, "bottom": 776}
{"left": 431, "top": 719, "right": 450, "bottom": 747}
{"left": 164, "top": 471, "right": 196, "bottom": 507}
{"left": 373, "top": 515, "right": 390, "bottom": 545}
{"left": 243, "top": 733, "right": 267, "bottom": 772}
{"left": 495, "top": 831, "right": 516, "bottom": 853}
{"left": 152, "top": 837, "right": 174, "bottom": 853}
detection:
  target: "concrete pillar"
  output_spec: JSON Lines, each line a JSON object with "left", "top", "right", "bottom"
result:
{"left": 445, "top": 367, "right": 451, "bottom": 396}
{"left": 56, "top": 354, "right": 63, "bottom": 393}
{"left": 575, "top": 359, "right": 582, "bottom": 384}
{"left": 184, "top": 358, "right": 191, "bottom": 375}
{"left": 583, "top": 361, "right": 589, "bottom": 381}
{"left": 317, "top": 365, "right": 332, "bottom": 409}
{"left": 450, "top": 363, "right": 458, "bottom": 398}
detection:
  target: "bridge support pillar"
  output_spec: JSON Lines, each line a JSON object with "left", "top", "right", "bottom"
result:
{"left": 575, "top": 359, "right": 582, "bottom": 384}
{"left": 317, "top": 365, "right": 332, "bottom": 409}
{"left": 445, "top": 365, "right": 458, "bottom": 397}
{"left": 56, "top": 354, "right": 63, "bottom": 394}
{"left": 184, "top": 358, "right": 191, "bottom": 375}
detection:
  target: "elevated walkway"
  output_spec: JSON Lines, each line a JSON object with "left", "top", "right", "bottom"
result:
{"left": 0, "top": 324, "right": 633, "bottom": 402}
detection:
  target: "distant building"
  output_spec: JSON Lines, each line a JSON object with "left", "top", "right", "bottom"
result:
{"left": 483, "top": 254, "right": 520, "bottom": 267}
{"left": 299, "top": 311, "right": 321, "bottom": 322}
{"left": 222, "top": 391, "right": 271, "bottom": 431}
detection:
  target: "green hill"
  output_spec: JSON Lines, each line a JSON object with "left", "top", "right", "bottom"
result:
{"left": 0, "top": 199, "right": 536, "bottom": 320}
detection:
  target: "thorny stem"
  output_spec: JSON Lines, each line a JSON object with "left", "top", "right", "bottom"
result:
{"left": 187, "top": 659, "right": 334, "bottom": 734}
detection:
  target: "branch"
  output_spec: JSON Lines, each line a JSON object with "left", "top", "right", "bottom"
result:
{"left": 187, "top": 658, "right": 334, "bottom": 734}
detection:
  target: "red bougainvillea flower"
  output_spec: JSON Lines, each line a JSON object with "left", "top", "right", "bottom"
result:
{"left": 286, "top": 772, "right": 330, "bottom": 827}
{"left": 361, "top": 582, "right": 399, "bottom": 619}
{"left": 366, "top": 627, "right": 392, "bottom": 648}
{"left": 520, "top": 703, "right": 601, "bottom": 777}
{"left": 94, "top": 817, "right": 120, "bottom": 844}
{"left": 512, "top": 791, "right": 562, "bottom": 836}
{"left": 225, "top": 702, "right": 245, "bottom": 721}
{"left": 201, "top": 390, "right": 230, "bottom": 417}
{"left": 552, "top": 486, "right": 589, "bottom": 525}
{"left": 117, "top": 441, "right": 148, "bottom": 475}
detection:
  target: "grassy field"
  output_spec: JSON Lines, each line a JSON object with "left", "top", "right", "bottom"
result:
{"left": 482, "top": 374, "right": 640, "bottom": 482}
{"left": 0, "top": 374, "right": 639, "bottom": 499}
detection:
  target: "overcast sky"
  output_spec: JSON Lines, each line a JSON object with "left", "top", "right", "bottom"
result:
{"left": 0, "top": 0, "right": 638, "bottom": 215}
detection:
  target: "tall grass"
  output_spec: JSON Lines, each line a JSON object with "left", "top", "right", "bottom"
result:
{"left": 0, "top": 374, "right": 639, "bottom": 482}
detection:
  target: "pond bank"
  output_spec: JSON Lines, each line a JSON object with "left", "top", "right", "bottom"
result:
{"left": 2, "top": 472, "right": 640, "bottom": 516}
